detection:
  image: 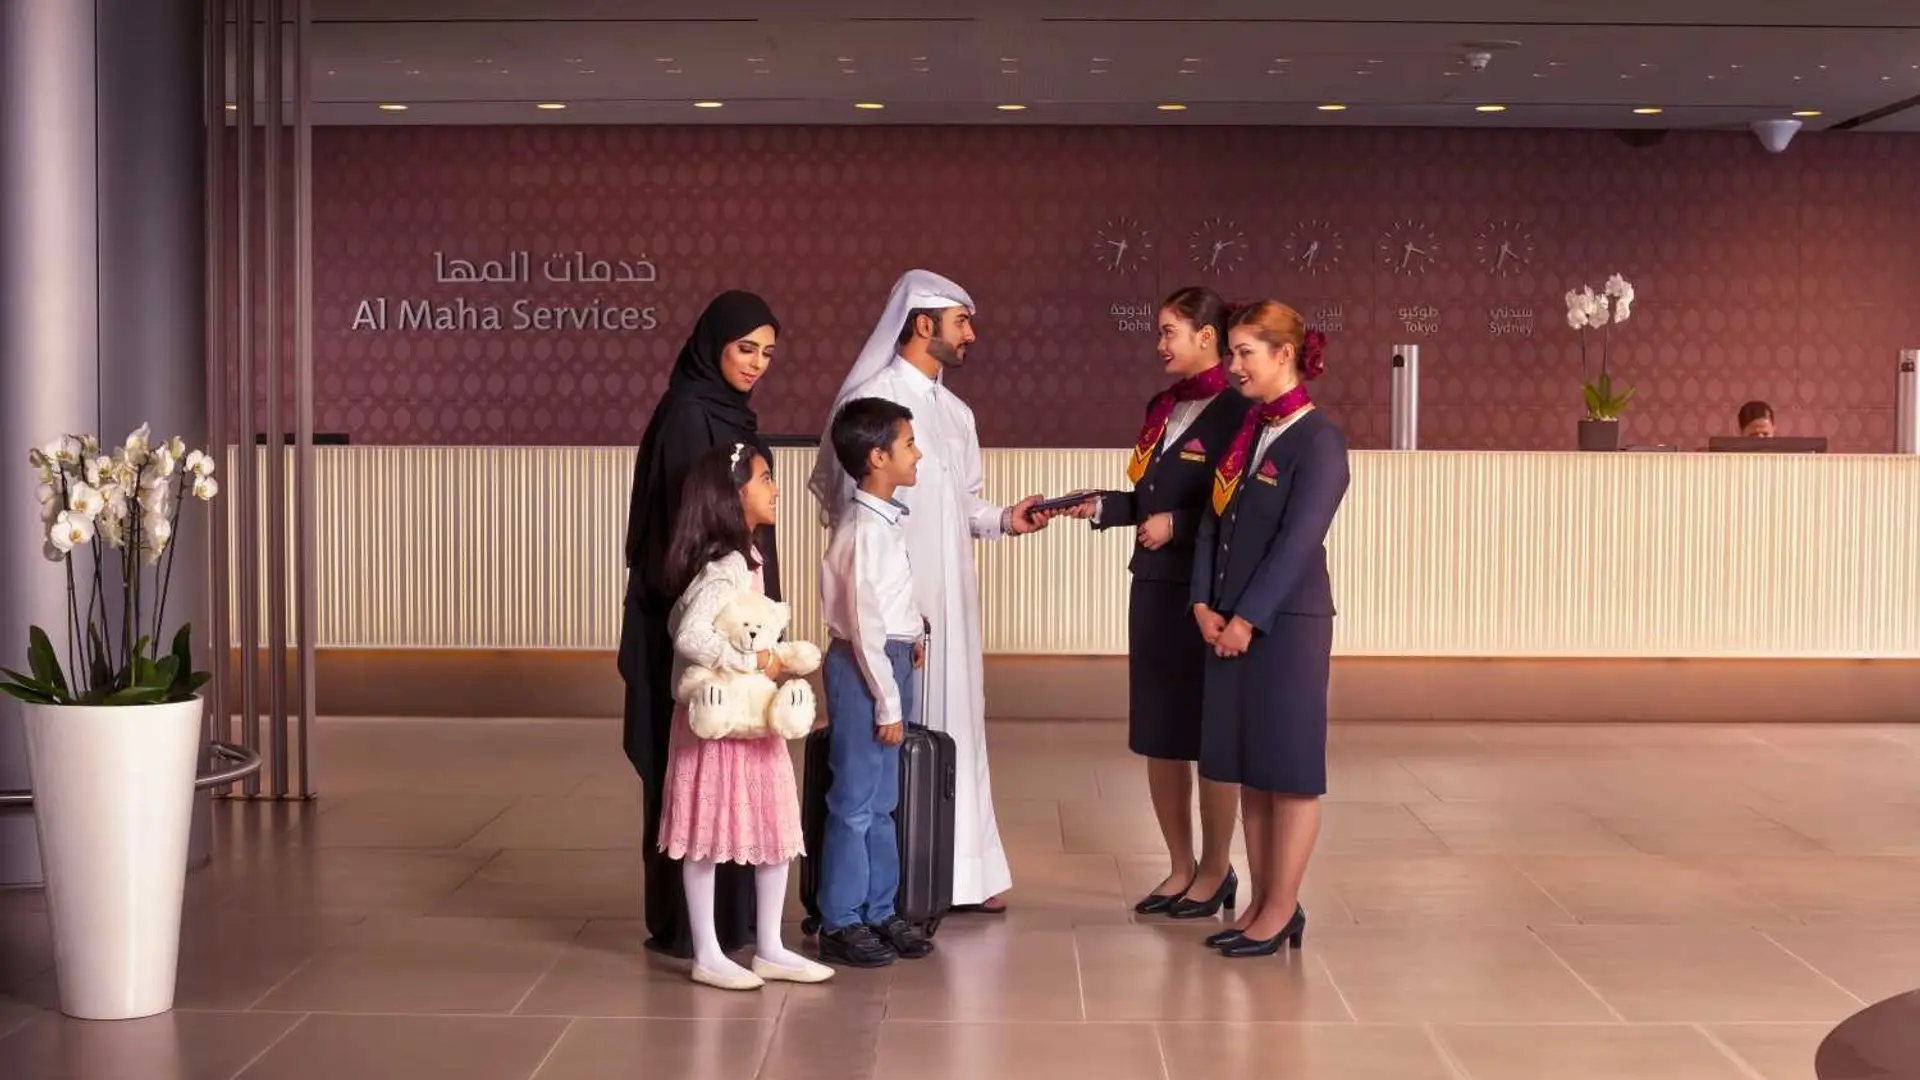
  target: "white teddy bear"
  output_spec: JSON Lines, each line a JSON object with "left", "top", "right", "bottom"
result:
{"left": 676, "top": 589, "right": 823, "bottom": 741}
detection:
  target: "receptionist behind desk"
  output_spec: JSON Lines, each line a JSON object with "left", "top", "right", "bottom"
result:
{"left": 1737, "top": 400, "right": 1775, "bottom": 437}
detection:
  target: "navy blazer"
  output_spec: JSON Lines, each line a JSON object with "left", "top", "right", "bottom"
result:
{"left": 1092, "top": 392, "right": 1251, "bottom": 583}
{"left": 1191, "top": 410, "right": 1350, "bottom": 630}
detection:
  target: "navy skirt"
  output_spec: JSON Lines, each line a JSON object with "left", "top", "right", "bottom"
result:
{"left": 1127, "top": 578, "right": 1207, "bottom": 762}
{"left": 1199, "top": 614, "right": 1333, "bottom": 796}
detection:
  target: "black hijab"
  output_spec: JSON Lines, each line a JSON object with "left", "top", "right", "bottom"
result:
{"left": 622, "top": 290, "right": 781, "bottom": 600}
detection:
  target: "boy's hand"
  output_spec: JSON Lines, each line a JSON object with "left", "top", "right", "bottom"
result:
{"left": 912, "top": 640, "right": 926, "bottom": 669}
{"left": 877, "top": 722, "right": 905, "bottom": 746}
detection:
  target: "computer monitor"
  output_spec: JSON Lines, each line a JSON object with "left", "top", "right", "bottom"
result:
{"left": 1706, "top": 436, "right": 1828, "bottom": 454}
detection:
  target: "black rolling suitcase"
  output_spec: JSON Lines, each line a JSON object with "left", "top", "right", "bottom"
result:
{"left": 798, "top": 628, "right": 956, "bottom": 938}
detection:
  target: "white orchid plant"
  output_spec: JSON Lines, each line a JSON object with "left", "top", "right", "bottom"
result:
{"left": 2, "top": 424, "right": 221, "bottom": 707}
{"left": 1565, "top": 274, "right": 1636, "bottom": 421}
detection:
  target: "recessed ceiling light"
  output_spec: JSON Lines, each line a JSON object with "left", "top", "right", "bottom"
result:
{"left": 1178, "top": 69, "right": 1195, "bottom": 75}
{"left": 1475, "top": 104, "right": 1507, "bottom": 112}
{"left": 664, "top": 68, "right": 682, "bottom": 75}
{"left": 1266, "top": 68, "right": 1285, "bottom": 75}
{"left": 1793, "top": 109, "right": 1822, "bottom": 117}
{"left": 913, "top": 67, "right": 930, "bottom": 73}
{"left": 854, "top": 102, "right": 885, "bottom": 110}
{"left": 376, "top": 103, "right": 408, "bottom": 111}
{"left": 996, "top": 103, "right": 1027, "bottom": 111}
{"left": 564, "top": 58, "right": 583, "bottom": 64}
{"left": 692, "top": 100, "right": 724, "bottom": 109}
{"left": 1366, "top": 58, "right": 1383, "bottom": 64}
{"left": 845, "top": 68, "right": 861, "bottom": 74}
{"left": 225, "top": 102, "right": 237, "bottom": 111}
{"left": 1091, "top": 68, "right": 1108, "bottom": 74}
{"left": 579, "top": 69, "right": 596, "bottom": 74}
{"left": 656, "top": 57, "right": 673, "bottom": 63}
{"left": 1548, "top": 60, "right": 1565, "bottom": 67}
{"left": 1000, "top": 56, "right": 1018, "bottom": 62}
{"left": 536, "top": 102, "right": 567, "bottom": 110}
{"left": 747, "top": 57, "right": 764, "bottom": 64}
{"left": 1182, "top": 57, "right": 1201, "bottom": 63}
{"left": 912, "top": 56, "right": 928, "bottom": 62}
{"left": 405, "top": 69, "right": 421, "bottom": 76}
{"left": 753, "top": 68, "right": 771, "bottom": 75}
{"left": 1000, "top": 68, "right": 1016, "bottom": 74}
{"left": 1633, "top": 106, "right": 1663, "bottom": 115}
{"left": 1317, "top": 103, "right": 1347, "bottom": 111}
{"left": 1157, "top": 103, "right": 1188, "bottom": 111}
{"left": 1092, "top": 56, "right": 1110, "bottom": 63}
{"left": 472, "top": 58, "right": 492, "bottom": 65}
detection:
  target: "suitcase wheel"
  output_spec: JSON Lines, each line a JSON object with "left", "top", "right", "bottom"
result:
{"left": 800, "top": 916, "right": 820, "bottom": 937}
{"left": 924, "top": 917, "right": 941, "bottom": 938}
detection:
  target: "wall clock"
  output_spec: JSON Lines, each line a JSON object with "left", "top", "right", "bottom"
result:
{"left": 1474, "top": 219, "right": 1534, "bottom": 278}
{"left": 1376, "top": 219, "right": 1439, "bottom": 277}
{"left": 1187, "top": 216, "right": 1247, "bottom": 272}
{"left": 1282, "top": 219, "right": 1342, "bottom": 276}
{"left": 1094, "top": 217, "right": 1153, "bottom": 274}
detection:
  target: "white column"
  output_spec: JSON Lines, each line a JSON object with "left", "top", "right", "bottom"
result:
{"left": 0, "top": 0, "right": 208, "bottom": 885}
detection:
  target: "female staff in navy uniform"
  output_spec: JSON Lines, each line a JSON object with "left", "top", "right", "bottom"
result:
{"left": 1082, "top": 286, "right": 1249, "bottom": 919}
{"left": 1191, "top": 300, "right": 1350, "bottom": 958}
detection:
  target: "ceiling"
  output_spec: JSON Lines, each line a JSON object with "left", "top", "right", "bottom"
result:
{"left": 228, "top": 0, "right": 1920, "bottom": 131}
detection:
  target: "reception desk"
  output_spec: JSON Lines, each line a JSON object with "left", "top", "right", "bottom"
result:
{"left": 238, "top": 447, "right": 1920, "bottom": 721}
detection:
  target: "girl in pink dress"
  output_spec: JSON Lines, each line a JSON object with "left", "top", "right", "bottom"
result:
{"left": 657, "top": 442, "right": 830, "bottom": 991}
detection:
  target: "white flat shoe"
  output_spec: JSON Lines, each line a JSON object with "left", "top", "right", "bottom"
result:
{"left": 691, "top": 965, "right": 764, "bottom": 992}
{"left": 752, "top": 956, "right": 835, "bottom": 984}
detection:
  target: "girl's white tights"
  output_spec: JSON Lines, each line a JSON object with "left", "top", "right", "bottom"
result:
{"left": 682, "top": 859, "right": 809, "bottom": 979}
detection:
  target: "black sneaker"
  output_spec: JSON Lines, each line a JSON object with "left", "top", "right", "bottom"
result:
{"left": 817, "top": 924, "right": 895, "bottom": 968}
{"left": 873, "top": 916, "right": 935, "bottom": 960}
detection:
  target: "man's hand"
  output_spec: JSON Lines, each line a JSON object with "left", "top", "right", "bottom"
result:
{"left": 757, "top": 650, "right": 786, "bottom": 681}
{"left": 1213, "top": 616, "right": 1254, "bottom": 658}
{"left": 877, "top": 722, "right": 905, "bottom": 747}
{"left": 912, "top": 640, "right": 926, "bottom": 669}
{"left": 1008, "top": 494, "right": 1048, "bottom": 534}
{"left": 1138, "top": 512, "right": 1174, "bottom": 550}
{"left": 1193, "top": 604, "right": 1227, "bottom": 645}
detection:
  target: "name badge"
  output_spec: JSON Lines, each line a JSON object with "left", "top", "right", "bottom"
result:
{"left": 1179, "top": 450, "right": 1207, "bottom": 463}
{"left": 1255, "top": 473, "right": 1278, "bottom": 486}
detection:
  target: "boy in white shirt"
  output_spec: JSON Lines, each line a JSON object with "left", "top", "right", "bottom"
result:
{"left": 816, "top": 397, "right": 937, "bottom": 968}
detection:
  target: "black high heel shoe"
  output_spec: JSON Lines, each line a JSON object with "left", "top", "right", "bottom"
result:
{"left": 1203, "top": 927, "right": 1245, "bottom": 948}
{"left": 1167, "top": 868, "right": 1239, "bottom": 920}
{"left": 1132, "top": 864, "right": 1197, "bottom": 916}
{"left": 1218, "top": 904, "right": 1306, "bottom": 958}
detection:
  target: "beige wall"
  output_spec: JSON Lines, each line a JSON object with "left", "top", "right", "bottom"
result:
{"left": 237, "top": 446, "right": 1920, "bottom": 659}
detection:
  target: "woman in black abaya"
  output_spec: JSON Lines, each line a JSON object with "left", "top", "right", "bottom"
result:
{"left": 618, "top": 290, "right": 784, "bottom": 958}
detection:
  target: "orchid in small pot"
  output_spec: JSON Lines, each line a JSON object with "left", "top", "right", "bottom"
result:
{"left": 1565, "top": 275, "right": 1637, "bottom": 451}
{"left": 3, "top": 424, "right": 220, "bottom": 1020}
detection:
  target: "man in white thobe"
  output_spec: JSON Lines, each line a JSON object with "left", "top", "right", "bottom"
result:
{"left": 809, "top": 269, "right": 1051, "bottom": 911}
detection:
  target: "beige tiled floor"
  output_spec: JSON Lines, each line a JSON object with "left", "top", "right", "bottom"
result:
{"left": 5, "top": 717, "right": 1918, "bottom": 1078}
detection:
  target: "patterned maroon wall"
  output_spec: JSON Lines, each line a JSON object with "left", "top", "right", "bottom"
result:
{"left": 292, "top": 125, "right": 1920, "bottom": 451}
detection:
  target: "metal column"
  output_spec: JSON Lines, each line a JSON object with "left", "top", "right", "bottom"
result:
{"left": 1898, "top": 350, "right": 1919, "bottom": 456}
{"left": 1390, "top": 344, "right": 1421, "bottom": 451}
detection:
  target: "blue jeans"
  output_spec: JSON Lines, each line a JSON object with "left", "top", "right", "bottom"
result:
{"left": 819, "top": 639, "right": 914, "bottom": 932}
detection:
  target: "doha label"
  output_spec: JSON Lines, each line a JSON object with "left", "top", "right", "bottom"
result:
{"left": 350, "top": 250, "right": 663, "bottom": 333}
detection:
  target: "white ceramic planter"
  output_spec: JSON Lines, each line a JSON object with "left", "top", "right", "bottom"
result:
{"left": 21, "top": 697, "right": 203, "bottom": 1020}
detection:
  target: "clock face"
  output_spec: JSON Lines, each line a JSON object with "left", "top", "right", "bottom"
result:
{"left": 1094, "top": 217, "right": 1153, "bottom": 274}
{"left": 1188, "top": 216, "right": 1247, "bottom": 272}
{"left": 1282, "top": 219, "right": 1343, "bottom": 276}
{"left": 1377, "top": 219, "right": 1439, "bottom": 277}
{"left": 1474, "top": 220, "right": 1535, "bottom": 278}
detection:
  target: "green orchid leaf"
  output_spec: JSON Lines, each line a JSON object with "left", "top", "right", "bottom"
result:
{"left": 27, "top": 627, "right": 69, "bottom": 697}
